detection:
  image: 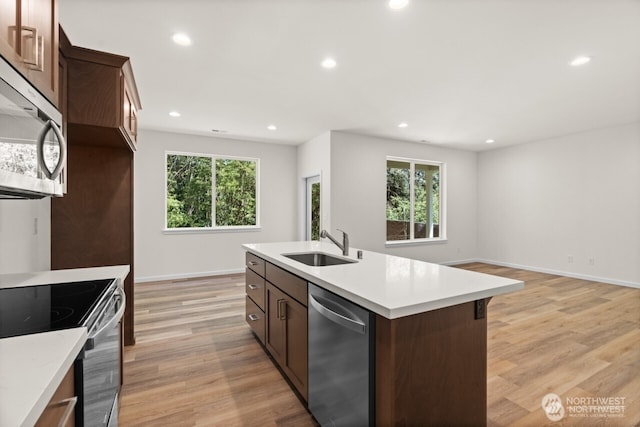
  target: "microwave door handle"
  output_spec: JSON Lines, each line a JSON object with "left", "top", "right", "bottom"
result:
{"left": 37, "top": 120, "right": 66, "bottom": 180}
{"left": 86, "top": 287, "right": 126, "bottom": 350}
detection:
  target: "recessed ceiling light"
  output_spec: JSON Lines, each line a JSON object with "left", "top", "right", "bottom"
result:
{"left": 570, "top": 56, "right": 591, "bottom": 66}
{"left": 321, "top": 58, "right": 337, "bottom": 69}
{"left": 267, "top": 124, "right": 277, "bottom": 131}
{"left": 388, "top": 0, "right": 409, "bottom": 10}
{"left": 169, "top": 111, "right": 181, "bottom": 117}
{"left": 485, "top": 139, "right": 495, "bottom": 144}
{"left": 172, "top": 33, "right": 192, "bottom": 46}
{"left": 398, "top": 122, "right": 408, "bottom": 128}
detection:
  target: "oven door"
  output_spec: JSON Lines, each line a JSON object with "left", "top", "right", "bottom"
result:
{"left": 76, "top": 287, "right": 125, "bottom": 427}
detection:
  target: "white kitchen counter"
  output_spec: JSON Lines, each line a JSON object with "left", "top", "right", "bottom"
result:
{"left": 0, "top": 265, "right": 130, "bottom": 289}
{"left": 243, "top": 241, "right": 523, "bottom": 318}
{"left": 0, "top": 328, "right": 87, "bottom": 427}
{"left": 0, "top": 265, "right": 130, "bottom": 426}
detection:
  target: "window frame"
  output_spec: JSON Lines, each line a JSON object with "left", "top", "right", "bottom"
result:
{"left": 164, "top": 150, "right": 261, "bottom": 233}
{"left": 385, "top": 156, "right": 446, "bottom": 246}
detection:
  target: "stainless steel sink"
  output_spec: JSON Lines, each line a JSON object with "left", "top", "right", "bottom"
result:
{"left": 283, "top": 252, "right": 357, "bottom": 266}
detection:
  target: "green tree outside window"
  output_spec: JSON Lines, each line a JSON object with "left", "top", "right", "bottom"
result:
{"left": 166, "top": 153, "right": 258, "bottom": 229}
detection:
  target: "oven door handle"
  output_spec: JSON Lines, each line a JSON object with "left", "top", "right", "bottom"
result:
{"left": 86, "top": 287, "right": 126, "bottom": 350}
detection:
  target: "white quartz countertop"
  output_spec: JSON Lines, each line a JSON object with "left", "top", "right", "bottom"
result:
{"left": 243, "top": 241, "right": 524, "bottom": 319}
{"left": 0, "top": 265, "right": 130, "bottom": 289}
{"left": 0, "top": 328, "right": 87, "bottom": 427}
{"left": 0, "top": 265, "right": 130, "bottom": 426}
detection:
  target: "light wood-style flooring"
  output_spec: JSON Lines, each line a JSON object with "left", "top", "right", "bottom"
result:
{"left": 119, "top": 264, "right": 639, "bottom": 426}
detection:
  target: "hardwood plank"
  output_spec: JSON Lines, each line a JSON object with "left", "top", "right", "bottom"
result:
{"left": 120, "top": 266, "right": 640, "bottom": 426}
{"left": 120, "top": 273, "right": 315, "bottom": 427}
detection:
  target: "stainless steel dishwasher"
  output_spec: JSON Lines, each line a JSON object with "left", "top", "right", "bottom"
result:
{"left": 308, "top": 283, "right": 375, "bottom": 427}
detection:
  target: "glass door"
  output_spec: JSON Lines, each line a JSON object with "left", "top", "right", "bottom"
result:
{"left": 306, "top": 175, "right": 321, "bottom": 241}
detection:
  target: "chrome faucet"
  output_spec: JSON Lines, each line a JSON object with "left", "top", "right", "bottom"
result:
{"left": 320, "top": 229, "right": 349, "bottom": 256}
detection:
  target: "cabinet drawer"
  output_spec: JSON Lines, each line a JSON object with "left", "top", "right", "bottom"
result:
{"left": 246, "top": 252, "right": 266, "bottom": 277}
{"left": 245, "top": 268, "right": 265, "bottom": 310}
{"left": 266, "top": 262, "right": 308, "bottom": 307}
{"left": 246, "top": 296, "right": 265, "bottom": 345}
{"left": 35, "top": 363, "right": 76, "bottom": 427}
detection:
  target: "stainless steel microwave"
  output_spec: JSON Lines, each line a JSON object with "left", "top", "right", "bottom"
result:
{"left": 0, "top": 56, "right": 66, "bottom": 199}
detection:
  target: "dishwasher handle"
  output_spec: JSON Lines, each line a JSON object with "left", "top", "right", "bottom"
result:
{"left": 309, "top": 293, "right": 366, "bottom": 335}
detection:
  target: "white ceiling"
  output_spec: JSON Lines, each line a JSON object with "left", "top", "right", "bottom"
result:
{"left": 59, "top": 0, "right": 640, "bottom": 151}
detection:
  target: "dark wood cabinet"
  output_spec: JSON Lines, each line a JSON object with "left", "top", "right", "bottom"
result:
{"left": 62, "top": 42, "right": 141, "bottom": 151}
{"left": 35, "top": 364, "right": 75, "bottom": 427}
{"left": 245, "top": 268, "right": 265, "bottom": 310}
{"left": 122, "top": 78, "right": 138, "bottom": 144}
{"left": 265, "top": 282, "right": 308, "bottom": 402}
{"left": 245, "top": 295, "right": 265, "bottom": 344}
{"left": 0, "top": 0, "right": 59, "bottom": 105}
{"left": 51, "top": 30, "right": 140, "bottom": 347}
{"left": 265, "top": 262, "right": 307, "bottom": 306}
{"left": 265, "top": 282, "right": 287, "bottom": 364}
{"left": 245, "top": 252, "right": 308, "bottom": 402}
{"left": 376, "top": 299, "right": 490, "bottom": 426}
{"left": 245, "top": 253, "right": 266, "bottom": 345}
{"left": 246, "top": 252, "right": 266, "bottom": 277}
{"left": 0, "top": 0, "right": 20, "bottom": 66}
{"left": 281, "top": 290, "right": 308, "bottom": 401}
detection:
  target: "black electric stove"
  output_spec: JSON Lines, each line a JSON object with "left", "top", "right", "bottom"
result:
{"left": 0, "top": 279, "right": 114, "bottom": 339}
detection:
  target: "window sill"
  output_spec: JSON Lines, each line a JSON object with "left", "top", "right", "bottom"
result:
{"left": 385, "top": 238, "right": 448, "bottom": 247}
{"left": 163, "top": 226, "right": 262, "bottom": 234}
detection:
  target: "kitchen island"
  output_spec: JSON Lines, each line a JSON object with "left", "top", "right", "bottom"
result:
{"left": 243, "top": 241, "right": 524, "bottom": 426}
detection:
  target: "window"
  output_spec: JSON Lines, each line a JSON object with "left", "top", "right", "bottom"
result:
{"left": 386, "top": 157, "right": 444, "bottom": 243}
{"left": 166, "top": 152, "right": 259, "bottom": 230}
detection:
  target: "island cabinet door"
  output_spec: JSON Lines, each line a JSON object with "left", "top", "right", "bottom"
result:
{"left": 266, "top": 283, "right": 287, "bottom": 367}
{"left": 282, "top": 295, "right": 308, "bottom": 402}
{"left": 265, "top": 282, "right": 309, "bottom": 402}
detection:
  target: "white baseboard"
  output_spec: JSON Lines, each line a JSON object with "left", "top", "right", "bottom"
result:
{"left": 448, "top": 258, "right": 639, "bottom": 289}
{"left": 441, "top": 258, "right": 482, "bottom": 266}
{"left": 135, "top": 268, "right": 245, "bottom": 284}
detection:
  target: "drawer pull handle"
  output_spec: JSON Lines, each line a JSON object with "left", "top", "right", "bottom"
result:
{"left": 247, "top": 284, "right": 259, "bottom": 290}
{"left": 248, "top": 313, "right": 259, "bottom": 322}
{"left": 278, "top": 299, "right": 287, "bottom": 320}
{"left": 48, "top": 396, "right": 77, "bottom": 427}
{"left": 248, "top": 261, "right": 259, "bottom": 266}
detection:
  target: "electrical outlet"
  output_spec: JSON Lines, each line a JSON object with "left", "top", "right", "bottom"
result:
{"left": 568, "top": 255, "right": 574, "bottom": 263}
{"left": 588, "top": 257, "right": 595, "bottom": 266}
{"left": 475, "top": 299, "right": 486, "bottom": 319}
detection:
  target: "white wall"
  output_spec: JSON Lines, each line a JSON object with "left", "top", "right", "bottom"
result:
{"left": 328, "top": 132, "right": 479, "bottom": 264}
{"left": 134, "top": 129, "right": 298, "bottom": 282}
{"left": 478, "top": 123, "right": 640, "bottom": 286}
{"left": 0, "top": 198, "right": 51, "bottom": 273}
{"left": 297, "top": 131, "right": 331, "bottom": 239}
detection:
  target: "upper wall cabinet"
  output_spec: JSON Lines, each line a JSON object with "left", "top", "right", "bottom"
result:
{"left": 0, "top": 0, "right": 59, "bottom": 106}
{"left": 60, "top": 35, "right": 141, "bottom": 151}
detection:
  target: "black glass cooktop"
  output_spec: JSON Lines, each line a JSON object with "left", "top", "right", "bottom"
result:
{"left": 0, "top": 279, "right": 114, "bottom": 339}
